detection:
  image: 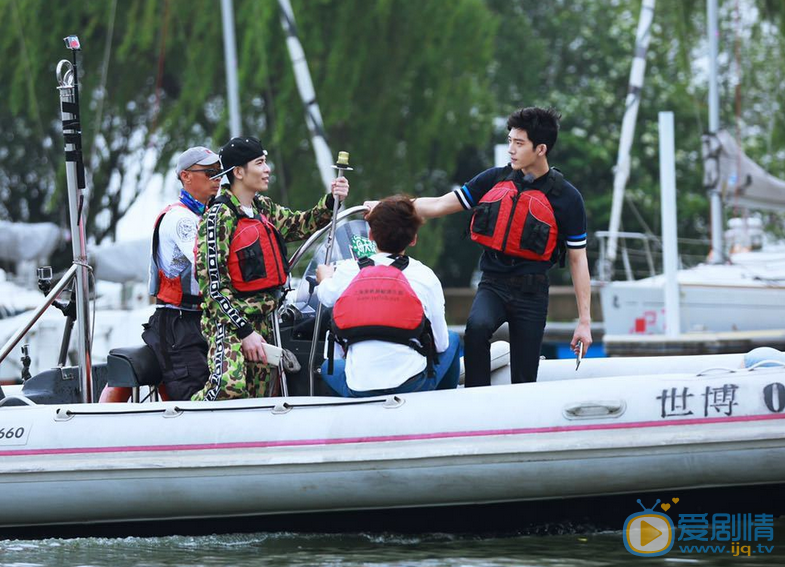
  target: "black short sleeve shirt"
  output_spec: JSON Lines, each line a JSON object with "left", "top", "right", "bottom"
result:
{"left": 452, "top": 166, "right": 588, "bottom": 276}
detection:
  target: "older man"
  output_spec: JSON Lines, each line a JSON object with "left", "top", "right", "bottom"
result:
{"left": 100, "top": 146, "right": 221, "bottom": 402}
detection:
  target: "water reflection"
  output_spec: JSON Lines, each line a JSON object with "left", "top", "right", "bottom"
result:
{"left": 1, "top": 529, "right": 783, "bottom": 567}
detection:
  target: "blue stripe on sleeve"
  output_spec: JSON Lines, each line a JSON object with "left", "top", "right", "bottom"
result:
{"left": 460, "top": 185, "right": 475, "bottom": 207}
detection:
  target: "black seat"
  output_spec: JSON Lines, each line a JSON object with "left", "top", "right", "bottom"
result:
{"left": 106, "top": 345, "right": 162, "bottom": 387}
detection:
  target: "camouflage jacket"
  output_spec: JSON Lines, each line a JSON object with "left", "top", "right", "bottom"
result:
{"left": 196, "top": 187, "right": 335, "bottom": 338}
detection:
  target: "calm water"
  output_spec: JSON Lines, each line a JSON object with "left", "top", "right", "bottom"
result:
{"left": 2, "top": 526, "right": 784, "bottom": 567}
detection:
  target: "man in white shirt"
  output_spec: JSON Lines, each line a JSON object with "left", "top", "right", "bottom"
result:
{"left": 315, "top": 195, "right": 460, "bottom": 396}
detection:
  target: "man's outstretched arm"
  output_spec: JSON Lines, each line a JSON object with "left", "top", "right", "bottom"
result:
{"left": 364, "top": 192, "right": 464, "bottom": 219}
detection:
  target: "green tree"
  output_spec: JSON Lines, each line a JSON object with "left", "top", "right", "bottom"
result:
{"left": 0, "top": 0, "right": 229, "bottom": 248}
{"left": 0, "top": 0, "right": 497, "bottom": 273}
{"left": 1, "top": 0, "right": 783, "bottom": 285}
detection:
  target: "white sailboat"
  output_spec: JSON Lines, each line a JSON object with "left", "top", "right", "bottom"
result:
{"left": 598, "top": 0, "right": 785, "bottom": 343}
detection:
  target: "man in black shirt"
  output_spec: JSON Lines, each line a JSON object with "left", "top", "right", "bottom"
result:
{"left": 369, "top": 107, "right": 592, "bottom": 385}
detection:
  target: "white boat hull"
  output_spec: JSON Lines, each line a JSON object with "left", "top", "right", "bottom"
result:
{"left": 599, "top": 248, "right": 785, "bottom": 335}
{"left": 3, "top": 360, "right": 785, "bottom": 528}
{"left": 600, "top": 280, "right": 785, "bottom": 335}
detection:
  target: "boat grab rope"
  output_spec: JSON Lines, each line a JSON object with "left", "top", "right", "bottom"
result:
{"left": 695, "top": 366, "right": 739, "bottom": 376}
{"left": 54, "top": 395, "right": 403, "bottom": 418}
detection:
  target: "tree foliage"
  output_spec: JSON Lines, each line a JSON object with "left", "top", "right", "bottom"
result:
{"left": 0, "top": 0, "right": 783, "bottom": 284}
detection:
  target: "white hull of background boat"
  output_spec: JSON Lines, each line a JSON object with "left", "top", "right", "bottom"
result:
{"left": 600, "top": 261, "right": 785, "bottom": 335}
{"left": 2, "top": 357, "right": 785, "bottom": 528}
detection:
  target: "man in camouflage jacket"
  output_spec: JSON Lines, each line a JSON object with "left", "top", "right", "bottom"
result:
{"left": 191, "top": 136, "right": 349, "bottom": 401}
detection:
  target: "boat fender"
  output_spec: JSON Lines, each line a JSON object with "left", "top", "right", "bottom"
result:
{"left": 744, "top": 347, "right": 785, "bottom": 369}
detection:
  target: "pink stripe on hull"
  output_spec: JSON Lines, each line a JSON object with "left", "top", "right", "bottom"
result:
{"left": 1, "top": 411, "right": 784, "bottom": 458}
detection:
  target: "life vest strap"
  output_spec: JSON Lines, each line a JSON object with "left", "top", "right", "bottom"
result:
{"left": 156, "top": 295, "right": 202, "bottom": 310}
{"left": 357, "top": 255, "right": 410, "bottom": 271}
{"left": 212, "top": 194, "right": 245, "bottom": 218}
{"left": 388, "top": 255, "right": 410, "bottom": 270}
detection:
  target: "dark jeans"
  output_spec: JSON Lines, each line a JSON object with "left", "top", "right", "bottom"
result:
{"left": 142, "top": 308, "right": 209, "bottom": 400}
{"left": 464, "top": 274, "right": 549, "bottom": 387}
{"left": 321, "top": 331, "right": 462, "bottom": 397}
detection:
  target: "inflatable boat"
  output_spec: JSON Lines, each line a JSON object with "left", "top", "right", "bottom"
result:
{"left": 2, "top": 48, "right": 784, "bottom": 534}
{"left": 2, "top": 210, "right": 785, "bottom": 531}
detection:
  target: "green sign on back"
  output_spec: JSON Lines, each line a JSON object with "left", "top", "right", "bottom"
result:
{"left": 350, "top": 235, "right": 377, "bottom": 259}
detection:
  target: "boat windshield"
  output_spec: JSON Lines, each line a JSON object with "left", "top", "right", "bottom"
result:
{"left": 288, "top": 218, "right": 375, "bottom": 315}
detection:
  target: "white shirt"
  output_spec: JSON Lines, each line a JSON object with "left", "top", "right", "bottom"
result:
{"left": 155, "top": 205, "right": 200, "bottom": 298}
{"left": 316, "top": 252, "right": 449, "bottom": 391}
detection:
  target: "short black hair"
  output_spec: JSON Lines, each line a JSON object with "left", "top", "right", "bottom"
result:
{"left": 506, "top": 107, "right": 561, "bottom": 156}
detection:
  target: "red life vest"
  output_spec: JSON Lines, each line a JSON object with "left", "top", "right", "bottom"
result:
{"left": 330, "top": 256, "right": 436, "bottom": 374}
{"left": 213, "top": 195, "right": 289, "bottom": 293}
{"left": 470, "top": 167, "right": 564, "bottom": 262}
{"left": 148, "top": 203, "right": 202, "bottom": 309}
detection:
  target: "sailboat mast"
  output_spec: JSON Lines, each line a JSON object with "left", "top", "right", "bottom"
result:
{"left": 219, "top": 0, "right": 334, "bottom": 190}
{"left": 277, "top": 0, "right": 335, "bottom": 192}
{"left": 706, "top": 0, "right": 725, "bottom": 263}
{"left": 603, "top": 0, "right": 656, "bottom": 281}
{"left": 220, "top": 0, "right": 242, "bottom": 137}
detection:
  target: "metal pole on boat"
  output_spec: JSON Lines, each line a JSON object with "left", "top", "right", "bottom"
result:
{"left": 307, "top": 152, "right": 352, "bottom": 396}
{"left": 56, "top": 36, "right": 93, "bottom": 403}
{"left": 706, "top": 0, "right": 725, "bottom": 264}
{"left": 220, "top": 0, "right": 242, "bottom": 137}
{"left": 604, "top": 0, "right": 656, "bottom": 281}
{"left": 659, "top": 112, "right": 681, "bottom": 337}
{"left": 0, "top": 264, "right": 79, "bottom": 365}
